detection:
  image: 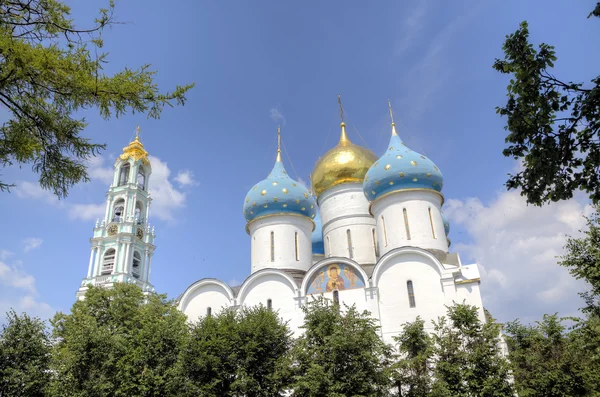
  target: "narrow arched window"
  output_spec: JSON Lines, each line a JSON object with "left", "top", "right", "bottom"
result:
{"left": 112, "top": 199, "right": 125, "bottom": 222}
{"left": 381, "top": 216, "right": 388, "bottom": 247}
{"left": 326, "top": 236, "right": 331, "bottom": 257}
{"left": 347, "top": 229, "right": 353, "bottom": 259}
{"left": 428, "top": 208, "right": 436, "bottom": 239}
{"left": 333, "top": 290, "right": 340, "bottom": 305}
{"left": 270, "top": 231, "right": 275, "bottom": 262}
{"left": 207, "top": 307, "right": 212, "bottom": 316}
{"left": 403, "top": 208, "right": 411, "bottom": 240}
{"left": 372, "top": 228, "right": 378, "bottom": 257}
{"left": 295, "top": 232, "right": 299, "bottom": 261}
{"left": 132, "top": 251, "right": 141, "bottom": 279}
{"left": 118, "top": 164, "right": 130, "bottom": 186}
{"left": 407, "top": 280, "right": 416, "bottom": 308}
{"left": 267, "top": 299, "right": 272, "bottom": 310}
{"left": 135, "top": 201, "right": 143, "bottom": 224}
{"left": 102, "top": 249, "right": 116, "bottom": 275}
{"left": 137, "top": 166, "right": 146, "bottom": 190}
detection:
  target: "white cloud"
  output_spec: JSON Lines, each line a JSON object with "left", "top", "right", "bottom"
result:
{"left": 393, "top": 0, "right": 432, "bottom": 57}
{"left": 174, "top": 170, "right": 198, "bottom": 187}
{"left": 14, "top": 155, "right": 192, "bottom": 223}
{"left": 147, "top": 155, "right": 188, "bottom": 221}
{"left": 68, "top": 203, "right": 106, "bottom": 221}
{"left": 0, "top": 261, "right": 36, "bottom": 293}
{"left": 445, "top": 189, "right": 593, "bottom": 323}
{"left": 0, "top": 250, "right": 13, "bottom": 261}
{"left": 269, "top": 106, "right": 286, "bottom": 125}
{"left": 86, "top": 155, "right": 114, "bottom": 185}
{"left": 22, "top": 238, "right": 43, "bottom": 253}
{"left": 0, "top": 255, "right": 55, "bottom": 320}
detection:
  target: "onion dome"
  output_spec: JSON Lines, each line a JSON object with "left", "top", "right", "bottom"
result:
{"left": 312, "top": 212, "right": 325, "bottom": 255}
{"left": 441, "top": 211, "right": 450, "bottom": 236}
{"left": 364, "top": 103, "right": 443, "bottom": 202}
{"left": 311, "top": 121, "right": 378, "bottom": 198}
{"left": 243, "top": 127, "right": 317, "bottom": 225}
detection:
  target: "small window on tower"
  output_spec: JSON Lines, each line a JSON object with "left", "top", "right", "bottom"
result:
{"left": 118, "top": 164, "right": 130, "bottom": 186}
{"left": 346, "top": 229, "right": 353, "bottom": 259}
{"left": 372, "top": 228, "right": 378, "bottom": 257}
{"left": 207, "top": 307, "right": 212, "bottom": 316}
{"left": 333, "top": 290, "right": 340, "bottom": 305}
{"left": 137, "top": 166, "right": 146, "bottom": 190}
{"left": 295, "top": 232, "right": 299, "bottom": 261}
{"left": 267, "top": 299, "right": 272, "bottom": 310}
{"left": 407, "top": 280, "right": 416, "bottom": 308}
{"left": 102, "top": 249, "right": 116, "bottom": 275}
{"left": 270, "top": 231, "right": 275, "bottom": 262}
{"left": 403, "top": 209, "right": 411, "bottom": 240}
{"left": 132, "top": 251, "right": 141, "bottom": 279}
{"left": 135, "top": 201, "right": 143, "bottom": 225}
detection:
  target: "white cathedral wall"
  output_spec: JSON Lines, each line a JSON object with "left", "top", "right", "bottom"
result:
{"left": 238, "top": 273, "right": 304, "bottom": 335}
{"left": 179, "top": 283, "right": 232, "bottom": 323}
{"left": 248, "top": 215, "right": 313, "bottom": 273}
{"left": 318, "top": 184, "right": 377, "bottom": 264}
{"left": 456, "top": 283, "right": 486, "bottom": 321}
{"left": 371, "top": 190, "right": 448, "bottom": 256}
{"left": 375, "top": 253, "right": 448, "bottom": 344}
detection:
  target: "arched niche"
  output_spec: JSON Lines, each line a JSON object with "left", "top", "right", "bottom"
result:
{"left": 301, "top": 257, "right": 369, "bottom": 296}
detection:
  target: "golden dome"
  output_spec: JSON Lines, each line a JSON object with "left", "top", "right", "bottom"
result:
{"left": 120, "top": 126, "right": 150, "bottom": 165}
{"left": 311, "top": 122, "right": 377, "bottom": 198}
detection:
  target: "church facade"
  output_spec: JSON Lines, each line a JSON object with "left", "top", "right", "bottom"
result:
{"left": 77, "top": 104, "right": 484, "bottom": 344}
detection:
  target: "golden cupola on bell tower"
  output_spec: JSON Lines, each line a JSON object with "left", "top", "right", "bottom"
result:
{"left": 311, "top": 95, "right": 378, "bottom": 199}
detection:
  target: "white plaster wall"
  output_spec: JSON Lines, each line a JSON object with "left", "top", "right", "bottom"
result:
{"left": 456, "top": 283, "right": 486, "bottom": 322}
{"left": 248, "top": 215, "right": 313, "bottom": 273}
{"left": 372, "top": 190, "right": 448, "bottom": 255}
{"left": 179, "top": 284, "right": 232, "bottom": 323}
{"left": 239, "top": 274, "right": 304, "bottom": 336}
{"left": 318, "top": 184, "right": 377, "bottom": 264}
{"left": 375, "top": 253, "right": 447, "bottom": 344}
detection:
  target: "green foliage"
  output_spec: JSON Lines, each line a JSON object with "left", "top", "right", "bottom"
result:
{"left": 493, "top": 8, "right": 600, "bottom": 205}
{"left": 0, "top": 0, "right": 194, "bottom": 198}
{"left": 290, "top": 297, "right": 392, "bottom": 397}
{"left": 430, "top": 304, "right": 514, "bottom": 397}
{"left": 559, "top": 204, "right": 600, "bottom": 315}
{"left": 504, "top": 314, "right": 594, "bottom": 397}
{"left": 49, "top": 283, "right": 188, "bottom": 397}
{"left": 176, "top": 305, "right": 292, "bottom": 397}
{"left": 0, "top": 310, "right": 52, "bottom": 397}
{"left": 390, "top": 317, "right": 433, "bottom": 397}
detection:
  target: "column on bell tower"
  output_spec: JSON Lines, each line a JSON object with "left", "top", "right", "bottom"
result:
{"left": 76, "top": 127, "right": 157, "bottom": 299}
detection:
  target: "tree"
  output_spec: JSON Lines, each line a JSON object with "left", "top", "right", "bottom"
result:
{"left": 0, "top": 310, "right": 52, "bottom": 397}
{"left": 430, "top": 304, "right": 514, "bottom": 397}
{"left": 390, "top": 317, "right": 433, "bottom": 397}
{"left": 290, "top": 297, "right": 392, "bottom": 397}
{"left": 49, "top": 283, "right": 188, "bottom": 397}
{"left": 493, "top": 5, "right": 600, "bottom": 205}
{"left": 0, "top": 0, "right": 194, "bottom": 198}
{"left": 559, "top": 204, "right": 600, "bottom": 315}
{"left": 176, "top": 305, "right": 292, "bottom": 397}
{"left": 504, "top": 314, "right": 590, "bottom": 397}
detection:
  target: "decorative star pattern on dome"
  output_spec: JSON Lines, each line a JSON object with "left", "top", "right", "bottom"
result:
{"left": 243, "top": 160, "right": 317, "bottom": 223}
{"left": 363, "top": 128, "right": 443, "bottom": 202}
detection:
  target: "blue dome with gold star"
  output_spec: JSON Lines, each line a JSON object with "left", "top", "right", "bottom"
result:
{"left": 244, "top": 137, "right": 317, "bottom": 224}
{"left": 312, "top": 212, "right": 325, "bottom": 255}
{"left": 364, "top": 123, "right": 443, "bottom": 202}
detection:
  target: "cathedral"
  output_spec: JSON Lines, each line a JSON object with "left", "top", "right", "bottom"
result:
{"left": 77, "top": 101, "right": 485, "bottom": 343}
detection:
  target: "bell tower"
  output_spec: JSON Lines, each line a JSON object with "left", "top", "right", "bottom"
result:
{"left": 76, "top": 127, "right": 156, "bottom": 299}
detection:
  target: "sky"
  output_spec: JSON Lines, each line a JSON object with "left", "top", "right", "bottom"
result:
{"left": 1, "top": 0, "right": 599, "bottom": 325}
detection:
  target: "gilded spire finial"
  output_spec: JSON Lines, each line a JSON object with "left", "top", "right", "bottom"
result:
{"left": 135, "top": 125, "right": 141, "bottom": 141}
{"left": 276, "top": 125, "right": 282, "bottom": 163}
{"left": 388, "top": 99, "right": 398, "bottom": 136}
{"left": 337, "top": 94, "right": 349, "bottom": 144}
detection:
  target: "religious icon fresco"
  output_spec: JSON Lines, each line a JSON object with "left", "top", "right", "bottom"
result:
{"left": 306, "top": 263, "right": 365, "bottom": 294}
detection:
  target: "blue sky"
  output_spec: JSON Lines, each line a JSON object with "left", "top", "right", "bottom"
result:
{"left": 1, "top": 0, "right": 598, "bottom": 324}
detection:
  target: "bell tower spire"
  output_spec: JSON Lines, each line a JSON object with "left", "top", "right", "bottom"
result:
{"left": 76, "top": 127, "right": 156, "bottom": 299}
